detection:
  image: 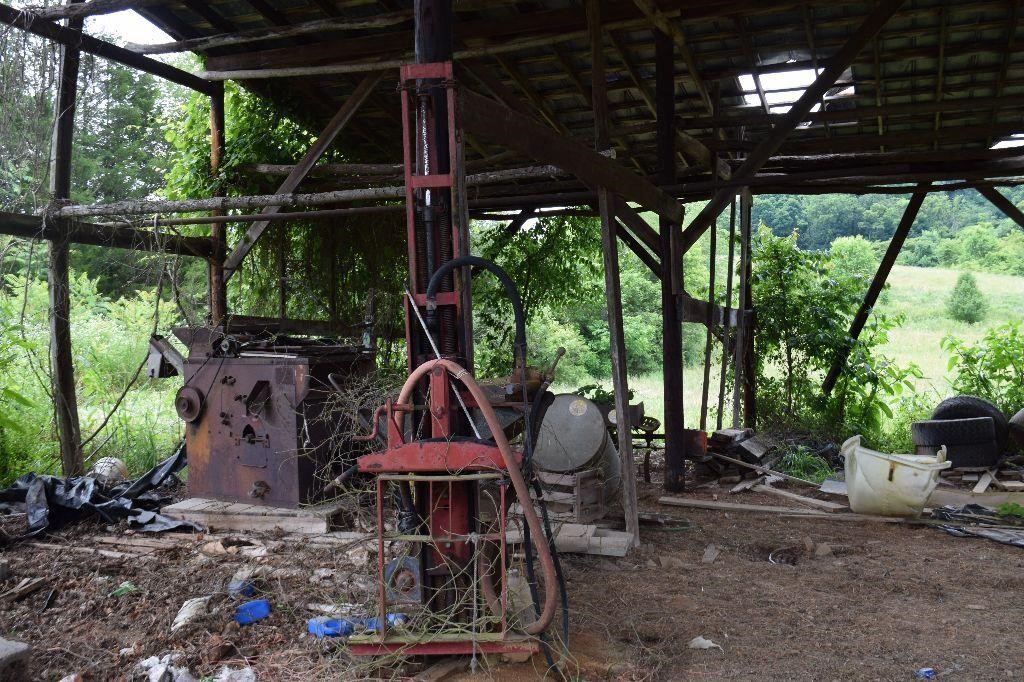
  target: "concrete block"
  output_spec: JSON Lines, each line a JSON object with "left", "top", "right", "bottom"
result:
{"left": 0, "top": 637, "right": 30, "bottom": 681}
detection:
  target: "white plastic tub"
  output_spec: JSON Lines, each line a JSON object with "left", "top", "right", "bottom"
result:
{"left": 841, "top": 435, "right": 950, "bottom": 517}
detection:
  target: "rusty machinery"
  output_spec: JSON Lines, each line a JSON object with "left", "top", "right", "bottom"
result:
{"left": 343, "top": 2, "right": 566, "bottom": 660}
{"left": 168, "top": 325, "right": 374, "bottom": 508}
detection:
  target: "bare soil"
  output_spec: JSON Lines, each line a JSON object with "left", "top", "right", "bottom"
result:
{"left": 2, "top": 480, "right": 1022, "bottom": 681}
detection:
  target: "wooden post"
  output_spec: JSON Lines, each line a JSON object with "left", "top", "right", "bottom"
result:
{"left": 732, "top": 189, "right": 752, "bottom": 428}
{"left": 716, "top": 198, "right": 737, "bottom": 430}
{"left": 978, "top": 186, "right": 1024, "bottom": 231}
{"left": 588, "top": 0, "right": 639, "bottom": 547}
{"left": 741, "top": 195, "right": 756, "bottom": 427}
{"left": 656, "top": 32, "right": 685, "bottom": 492}
{"left": 699, "top": 89, "right": 720, "bottom": 431}
{"left": 821, "top": 184, "right": 928, "bottom": 395}
{"left": 48, "top": 7, "right": 84, "bottom": 477}
{"left": 208, "top": 82, "right": 227, "bottom": 326}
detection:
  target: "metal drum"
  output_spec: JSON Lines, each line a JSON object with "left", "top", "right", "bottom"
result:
{"left": 533, "top": 394, "right": 621, "bottom": 498}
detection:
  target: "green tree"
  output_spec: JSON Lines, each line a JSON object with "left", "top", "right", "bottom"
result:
{"left": 945, "top": 272, "right": 988, "bottom": 324}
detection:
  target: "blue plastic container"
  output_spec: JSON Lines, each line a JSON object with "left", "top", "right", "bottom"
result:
{"left": 307, "top": 617, "right": 355, "bottom": 638}
{"left": 234, "top": 599, "right": 271, "bottom": 625}
{"left": 305, "top": 613, "right": 408, "bottom": 638}
{"left": 227, "top": 579, "right": 256, "bottom": 599}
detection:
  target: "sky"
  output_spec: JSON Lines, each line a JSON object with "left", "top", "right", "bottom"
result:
{"left": 85, "top": 9, "right": 171, "bottom": 46}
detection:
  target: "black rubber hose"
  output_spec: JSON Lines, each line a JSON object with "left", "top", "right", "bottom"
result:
{"left": 426, "top": 256, "right": 569, "bottom": 667}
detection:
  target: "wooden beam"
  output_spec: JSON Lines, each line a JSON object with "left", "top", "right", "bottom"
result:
{"left": 631, "top": 0, "right": 713, "bottom": 114}
{"left": 47, "top": 5, "right": 84, "bottom": 477}
{"left": 679, "top": 0, "right": 907, "bottom": 252}
{"left": 458, "top": 89, "right": 684, "bottom": 223}
{"left": 31, "top": 0, "right": 165, "bottom": 20}
{"left": 181, "top": 0, "right": 235, "bottom": 33}
{"left": 607, "top": 31, "right": 727, "bottom": 178}
{"left": 0, "top": 212, "right": 214, "bottom": 257}
{"left": 0, "top": 3, "right": 216, "bottom": 94}
{"left": 589, "top": 0, "right": 639, "bottom": 550}
{"left": 127, "top": 10, "right": 412, "bottom": 54}
{"left": 978, "top": 186, "right": 1024, "bottom": 231}
{"left": 821, "top": 185, "right": 928, "bottom": 396}
{"left": 222, "top": 70, "right": 383, "bottom": 280}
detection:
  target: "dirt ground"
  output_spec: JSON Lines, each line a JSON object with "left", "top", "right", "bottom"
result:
{"left": 2, "top": 479, "right": 1023, "bottom": 681}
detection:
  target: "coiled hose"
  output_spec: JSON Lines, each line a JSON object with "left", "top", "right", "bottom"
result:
{"left": 426, "top": 257, "right": 569, "bottom": 657}
{"left": 393, "top": 358, "right": 557, "bottom": 635}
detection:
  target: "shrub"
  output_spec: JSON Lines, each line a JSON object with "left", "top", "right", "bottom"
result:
{"left": 945, "top": 272, "right": 988, "bottom": 324}
{"left": 942, "top": 322, "right": 1024, "bottom": 416}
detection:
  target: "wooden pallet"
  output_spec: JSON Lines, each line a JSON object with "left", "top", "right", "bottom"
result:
{"left": 162, "top": 497, "right": 348, "bottom": 534}
{"left": 520, "top": 469, "right": 605, "bottom": 523}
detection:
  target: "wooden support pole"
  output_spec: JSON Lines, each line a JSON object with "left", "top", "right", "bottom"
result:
{"left": 208, "top": 83, "right": 227, "bottom": 326}
{"left": 822, "top": 184, "right": 928, "bottom": 396}
{"left": 732, "top": 189, "right": 752, "bottom": 428}
{"left": 678, "top": 0, "right": 907, "bottom": 253}
{"left": 978, "top": 186, "right": 1024, "bottom": 231}
{"left": 221, "top": 70, "right": 383, "bottom": 280}
{"left": 589, "top": 0, "right": 639, "bottom": 548}
{"left": 656, "top": 31, "right": 685, "bottom": 492}
{"left": 47, "top": 6, "right": 84, "bottom": 477}
{"left": 716, "top": 198, "right": 737, "bottom": 430}
{"left": 699, "top": 89, "right": 720, "bottom": 431}
{"left": 741, "top": 196, "right": 756, "bottom": 428}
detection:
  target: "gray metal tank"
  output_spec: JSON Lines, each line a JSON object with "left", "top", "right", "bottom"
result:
{"left": 533, "top": 394, "right": 621, "bottom": 498}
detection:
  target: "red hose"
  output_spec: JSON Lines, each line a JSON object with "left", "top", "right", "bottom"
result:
{"left": 395, "top": 359, "right": 558, "bottom": 635}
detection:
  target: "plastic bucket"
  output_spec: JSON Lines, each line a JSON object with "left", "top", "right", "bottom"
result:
{"left": 841, "top": 435, "right": 950, "bottom": 517}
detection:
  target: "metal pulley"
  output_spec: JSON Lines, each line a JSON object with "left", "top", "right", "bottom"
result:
{"left": 174, "top": 385, "right": 204, "bottom": 422}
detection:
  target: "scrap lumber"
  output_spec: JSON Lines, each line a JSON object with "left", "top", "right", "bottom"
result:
{"left": 0, "top": 577, "right": 47, "bottom": 601}
{"left": 659, "top": 496, "right": 903, "bottom": 523}
{"left": 973, "top": 471, "right": 995, "bottom": 494}
{"left": 507, "top": 522, "right": 632, "bottom": 557}
{"left": 708, "top": 452, "right": 818, "bottom": 487}
{"left": 730, "top": 475, "right": 765, "bottom": 493}
{"left": 751, "top": 484, "right": 848, "bottom": 512}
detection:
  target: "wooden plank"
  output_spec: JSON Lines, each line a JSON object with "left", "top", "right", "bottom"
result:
{"left": 660, "top": 497, "right": 906, "bottom": 523}
{"left": 973, "top": 471, "right": 995, "bottom": 494}
{"left": 729, "top": 475, "right": 764, "bottom": 493}
{"left": 458, "top": 89, "right": 684, "bottom": 224}
{"left": 928, "top": 488, "right": 1024, "bottom": 508}
{"left": 822, "top": 186, "right": 927, "bottom": 395}
{"left": 751, "top": 484, "right": 848, "bottom": 512}
{"left": 659, "top": 497, "right": 823, "bottom": 515}
{"left": 222, "top": 70, "right": 383, "bottom": 279}
{"left": 709, "top": 451, "right": 818, "bottom": 487}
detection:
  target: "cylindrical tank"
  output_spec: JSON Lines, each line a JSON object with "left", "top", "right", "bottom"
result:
{"left": 533, "top": 394, "right": 621, "bottom": 498}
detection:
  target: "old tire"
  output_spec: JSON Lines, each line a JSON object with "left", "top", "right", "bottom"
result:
{"left": 931, "top": 396, "right": 1009, "bottom": 454}
{"left": 1009, "top": 408, "right": 1024, "bottom": 452}
{"left": 914, "top": 441, "right": 1000, "bottom": 468}
{"left": 911, "top": 417, "right": 996, "bottom": 447}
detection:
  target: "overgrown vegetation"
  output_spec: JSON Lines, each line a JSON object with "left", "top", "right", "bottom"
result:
{"left": 1, "top": 22, "right": 1022, "bottom": 484}
{"left": 943, "top": 322, "right": 1024, "bottom": 417}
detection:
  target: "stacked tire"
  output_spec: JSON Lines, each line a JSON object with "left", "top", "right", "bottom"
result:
{"left": 911, "top": 396, "right": 1009, "bottom": 468}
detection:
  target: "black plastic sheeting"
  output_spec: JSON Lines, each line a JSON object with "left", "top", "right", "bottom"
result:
{"left": 0, "top": 442, "right": 201, "bottom": 544}
{"left": 932, "top": 504, "right": 1024, "bottom": 549}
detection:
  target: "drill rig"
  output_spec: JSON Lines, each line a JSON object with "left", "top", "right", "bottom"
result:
{"left": 345, "top": 2, "right": 564, "bottom": 659}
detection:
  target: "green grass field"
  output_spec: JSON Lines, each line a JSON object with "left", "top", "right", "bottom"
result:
{"left": 877, "top": 265, "right": 1024, "bottom": 394}
{"left": 558, "top": 264, "right": 1024, "bottom": 431}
